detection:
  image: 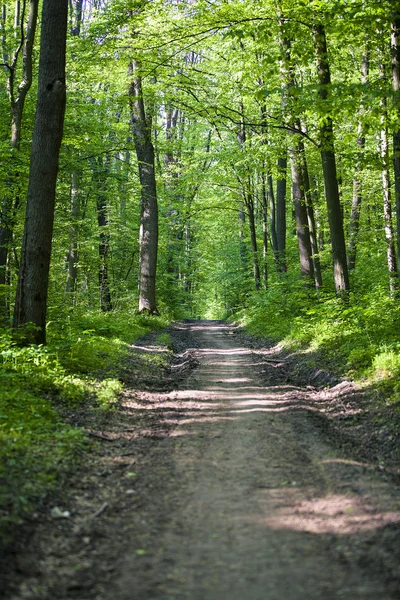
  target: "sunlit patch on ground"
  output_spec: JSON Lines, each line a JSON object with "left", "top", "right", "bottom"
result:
{"left": 245, "top": 491, "right": 400, "bottom": 535}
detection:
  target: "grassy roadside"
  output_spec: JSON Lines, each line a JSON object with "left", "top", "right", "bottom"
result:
{"left": 0, "top": 310, "right": 169, "bottom": 547}
{"left": 232, "top": 282, "right": 400, "bottom": 405}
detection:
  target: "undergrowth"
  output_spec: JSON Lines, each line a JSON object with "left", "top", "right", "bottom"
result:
{"left": 234, "top": 280, "right": 400, "bottom": 404}
{"left": 0, "top": 310, "right": 169, "bottom": 546}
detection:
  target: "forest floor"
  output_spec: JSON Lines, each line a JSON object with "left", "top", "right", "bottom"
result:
{"left": 2, "top": 320, "right": 400, "bottom": 599}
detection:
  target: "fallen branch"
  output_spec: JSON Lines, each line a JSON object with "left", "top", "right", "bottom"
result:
{"left": 89, "top": 502, "right": 108, "bottom": 519}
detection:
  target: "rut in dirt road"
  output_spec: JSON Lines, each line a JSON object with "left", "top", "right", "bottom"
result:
{"left": 115, "top": 321, "right": 400, "bottom": 600}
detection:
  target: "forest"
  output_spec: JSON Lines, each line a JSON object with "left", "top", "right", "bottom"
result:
{"left": 1, "top": 0, "right": 400, "bottom": 595}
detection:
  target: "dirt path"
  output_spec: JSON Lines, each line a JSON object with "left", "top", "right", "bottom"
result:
{"left": 4, "top": 321, "right": 400, "bottom": 599}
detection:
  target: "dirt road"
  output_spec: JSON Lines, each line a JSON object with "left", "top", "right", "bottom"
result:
{"left": 4, "top": 321, "right": 400, "bottom": 599}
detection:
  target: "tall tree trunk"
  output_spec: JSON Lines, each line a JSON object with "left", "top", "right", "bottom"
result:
{"left": 261, "top": 174, "right": 268, "bottom": 288}
{"left": 314, "top": 24, "right": 350, "bottom": 294}
{"left": 348, "top": 50, "right": 369, "bottom": 271}
{"left": 267, "top": 172, "right": 279, "bottom": 264}
{"left": 0, "top": 0, "right": 39, "bottom": 319}
{"left": 237, "top": 103, "right": 260, "bottom": 290}
{"left": 391, "top": 15, "right": 400, "bottom": 277}
{"left": 65, "top": 172, "right": 81, "bottom": 296}
{"left": 238, "top": 201, "right": 247, "bottom": 269}
{"left": 244, "top": 192, "right": 261, "bottom": 290}
{"left": 300, "top": 139, "right": 322, "bottom": 288}
{"left": 379, "top": 71, "right": 398, "bottom": 294}
{"left": 129, "top": 59, "right": 158, "bottom": 313}
{"left": 275, "top": 156, "right": 287, "bottom": 272}
{"left": 275, "top": 26, "right": 289, "bottom": 273}
{"left": 13, "top": 0, "right": 68, "bottom": 344}
{"left": 290, "top": 145, "right": 315, "bottom": 283}
{"left": 65, "top": 2, "right": 84, "bottom": 299}
{"left": 70, "top": 0, "right": 83, "bottom": 36}
{"left": 92, "top": 156, "right": 112, "bottom": 311}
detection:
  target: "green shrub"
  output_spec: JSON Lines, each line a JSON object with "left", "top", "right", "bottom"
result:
{"left": 0, "top": 309, "right": 170, "bottom": 544}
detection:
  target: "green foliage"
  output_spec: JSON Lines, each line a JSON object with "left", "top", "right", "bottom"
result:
{"left": 0, "top": 309, "right": 169, "bottom": 544}
{"left": 235, "top": 281, "right": 400, "bottom": 398}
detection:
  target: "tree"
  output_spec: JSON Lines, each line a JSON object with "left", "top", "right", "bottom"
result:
{"left": 13, "top": 0, "right": 68, "bottom": 344}
{"left": 0, "top": 0, "right": 39, "bottom": 318}
{"left": 392, "top": 14, "right": 400, "bottom": 276}
{"left": 313, "top": 23, "right": 349, "bottom": 294}
{"left": 129, "top": 59, "right": 158, "bottom": 313}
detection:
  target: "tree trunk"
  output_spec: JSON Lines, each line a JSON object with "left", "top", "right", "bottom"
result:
{"left": 13, "top": 0, "right": 68, "bottom": 344}
{"left": 275, "top": 156, "right": 287, "bottom": 272}
{"left": 244, "top": 192, "right": 261, "bottom": 290}
{"left": 92, "top": 156, "right": 113, "bottom": 312}
{"left": 290, "top": 146, "right": 315, "bottom": 284}
{"left": 65, "top": 0, "right": 84, "bottom": 301}
{"left": 261, "top": 174, "right": 268, "bottom": 288}
{"left": 391, "top": 15, "right": 400, "bottom": 277}
{"left": 65, "top": 172, "right": 81, "bottom": 296}
{"left": 129, "top": 59, "right": 158, "bottom": 314}
{"left": 348, "top": 50, "right": 369, "bottom": 272}
{"left": 0, "top": 0, "right": 39, "bottom": 319}
{"left": 314, "top": 24, "right": 350, "bottom": 294}
{"left": 300, "top": 141, "right": 322, "bottom": 288}
{"left": 380, "top": 82, "right": 398, "bottom": 294}
{"left": 268, "top": 172, "right": 279, "bottom": 265}
{"left": 70, "top": 0, "right": 83, "bottom": 36}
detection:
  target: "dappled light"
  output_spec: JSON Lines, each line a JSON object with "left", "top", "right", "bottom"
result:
{"left": 86, "top": 321, "right": 400, "bottom": 560}
{"left": 246, "top": 491, "right": 400, "bottom": 535}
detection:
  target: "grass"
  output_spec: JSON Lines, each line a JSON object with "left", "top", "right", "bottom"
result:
{"left": 233, "top": 280, "right": 400, "bottom": 405}
{"left": 0, "top": 309, "right": 169, "bottom": 546}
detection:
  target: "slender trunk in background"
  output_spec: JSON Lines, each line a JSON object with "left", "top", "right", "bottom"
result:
{"left": 70, "top": 0, "right": 83, "bottom": 36}
{"left": 290, "top": 145, "right": 315, "bottom": 284}
{"left": 92, "top": 156, "right": 113, "bottom": 311}
{"left": 348, "top": 50, "right": 369, "bottom": 271}
{"left": 275, "top": 156, "right": 287, "bottom": 272}
{"left": 314, "top": 24, "right": 350, "bottom": 294}
{"left": 129, "top": 59, "right": 158, "bottom": 313}
{"left": 275, "top": 26, "right": 289, "bottom": 273}
{"left": 391, "top": 15, "right": 400, "bottom": 276}
{"left": 238, "top": 202, "right": 247, "bottom": 268}
{"left": 237, "top": 103, "right": 260, "bottom": 290}
{"left": 300, "top": 139, "right": 322, "bottom": 288}
{"left": 13, "top": 0, "right": 68, "bottom": 344}
{"left": 65, "top": 172, "right": 81, "bottom": 296}
{"left": 261, "top": 174, "right": 268, "bottom": 288}
{"left": 267, "top": 172, "right": 279, "bottom": 264}
{"left": 244, "top": 191, "right": 261, "bottom": 291}
{"left": 65, "top": 1, "right": 84, "bottom": 299}
{"left": 379, "top": 64, "right": 398, "bottom": 294}
{"left": 0, "top": 0, "right": 39, "bottom": 319}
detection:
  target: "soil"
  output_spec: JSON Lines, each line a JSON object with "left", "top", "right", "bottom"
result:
{"left": 2, "top": 320, "right": 400, "bottom": 599}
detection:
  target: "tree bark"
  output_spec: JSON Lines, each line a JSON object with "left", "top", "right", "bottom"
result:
{"left": 92, "top": 156, "right": 113, "bottom": 311}
{"left": 268, "top": 172, "right": 279, "bottom": 263}
{"left": 244, "top": 191, "right": 261, "bottom": 290}
{"left": 348, "top": 50, "right": 369, "bottom": 271}
{"left": 297, "top": 135, "right": 322, "bottom": 289}
{"left": 379, "top": 71, "right": 398, "bottom": 294}
{"left": 290, "top": 145, "right": 315, "bottom": 284}
{"left": 129, "top": 59, "right": 158, "bottom": 313}
{"left": 275, "top": 155, "right": 287, "bottom": 272}
{"left": 65, "top": 2, "right": 84, "bottom": 300}
{"left": 13, "top": 0, "right": 68, "bottom": 344}
{"left": 261, "top": 173, "right": 268, "bottom": 288}
{"left": 0, "top": 0, "right": 39, "bottom": 318}
{"left": 391, "top": 15, "right": 400, "bottom": 277}
{"left": 314, "top": 24, "right": 350, "bottom": 294}
{"left": 65, "top": 172, "right": 81, "bottom": 296}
